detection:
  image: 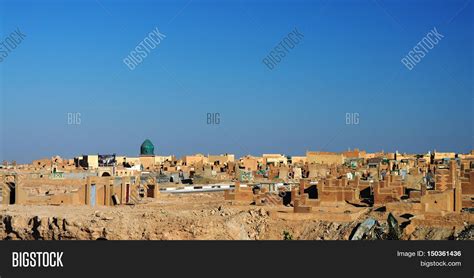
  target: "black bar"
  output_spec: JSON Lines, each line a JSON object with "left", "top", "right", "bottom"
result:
{"left": 0, "top": 241, "right": 472, "bottom": 278}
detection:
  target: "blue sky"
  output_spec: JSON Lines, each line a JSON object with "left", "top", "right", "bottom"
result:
{"left": 0, "top": 0, "right": 472, "bottom": 163}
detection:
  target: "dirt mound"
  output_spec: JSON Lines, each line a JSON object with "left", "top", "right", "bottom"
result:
{"left": 0, "top": 193, "right": 470, "bottom": 240}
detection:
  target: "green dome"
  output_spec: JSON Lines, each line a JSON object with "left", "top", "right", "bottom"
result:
{"left": 140, "top": 139, "right": 155, "bottom": 155}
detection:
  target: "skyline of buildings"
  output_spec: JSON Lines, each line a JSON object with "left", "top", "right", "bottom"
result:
{"left": 2, "top": 139, "right": 473, "bottom": 169}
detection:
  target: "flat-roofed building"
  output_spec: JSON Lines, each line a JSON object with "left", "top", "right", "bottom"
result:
{"left": 240, "top": 155, "right": 260, "bottom": 171}
{"left": 208, "top": 154, "right": 235, "bottom": 165}
{"left": 434, "top": 151, "right": 456, "bottom": 160}
{"left": 263, "top": 154, "right": 287, "bottom": 166}
{"left": 291, "top": 156, "right": 307, "bottom": 164}
{"left": 306, "top": 151, "right": 344, "bottom": 165}
{"left": 183, "top": 154, "right": 208, "bottom": 166}
{"left": 342, "top": 148, "right": 366, "bottom": 158}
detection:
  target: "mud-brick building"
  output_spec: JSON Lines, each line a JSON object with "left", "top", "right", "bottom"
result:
{"left": 306, "top": 151, "right": 344, "bottom": 165}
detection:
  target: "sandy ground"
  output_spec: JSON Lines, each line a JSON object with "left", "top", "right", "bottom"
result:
{"left": 0, "top": 192, "right": 472, "bottom": 240}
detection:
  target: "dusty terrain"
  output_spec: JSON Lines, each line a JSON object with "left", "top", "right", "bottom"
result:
{"left": 0, "top": 192, "right": 472, "bottom": 240}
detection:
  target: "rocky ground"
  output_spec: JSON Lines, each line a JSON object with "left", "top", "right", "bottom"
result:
{"left": 0, "top": 192, "right": 472, "bottom": 240}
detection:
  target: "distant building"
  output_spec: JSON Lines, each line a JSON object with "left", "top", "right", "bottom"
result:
{"left": 306, "top": 151, "right": 344, "bottom": 165}
{"left": 183, "top": 154, "right": 207, "bottom": 166}
{"left": 262, "top": 154, "right": 287, "bottom": 166}
{"left": 75, "top": 155, "right": 99, "bottom": 169}
{"left": 208, "top": 154, "right": 235, "bottom": 165}
{"left": 342, "top": 148, "right": 366, "bottom": 158}
{"left": 140, "top": 139, "right": 157, "bottom": 169}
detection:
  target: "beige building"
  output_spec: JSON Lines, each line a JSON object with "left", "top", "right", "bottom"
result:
{"left": 342, "top": 148, "right": 366, "bottom": 158}
{"left": 240, "top": 155, "right": 260, "bottom": 171}
{"left": 434, "top": 151, "right": 456, "bottom": 160}
{"left": 263, "top": 154, "right": 287, "bottom": 166}
{"left": 364, "top": 152, "right": 385, "bottom": 159}
{"left": 208, "top": 154, "right": 235, "bottom": 165}
{"left": 115, "top": 156, "right": 140, "bottom": 166}
{"left": 306, "top": 151, "right": 344, "bottom": 165}
{"left": 75, "top": 155, "right": 99, "bottom": 169}
{"left": 115, "top": 166, "right": 140, "bottom": 177}
{"left": 459, "top": 151, "right": 474, "bottom": 160}
{"left": 291, "top": 156, "right": 307, "bottom": 164}
{"left": 116, "top": 155, "right": 172, "bottom": 168}
{"left": 87, "top": 155, "right": 99, "bottom": 169}
{"left": 183, "top": 154, "right": 208, "bottom": 166}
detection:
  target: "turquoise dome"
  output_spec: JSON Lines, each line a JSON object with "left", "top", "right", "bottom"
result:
{"left": 140, "top": 139, "right": 155, "bottom": 155}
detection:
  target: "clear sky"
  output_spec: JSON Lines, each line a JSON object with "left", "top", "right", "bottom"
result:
{"left": 0, "top": 0, "right": 472, "bottom": 163}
